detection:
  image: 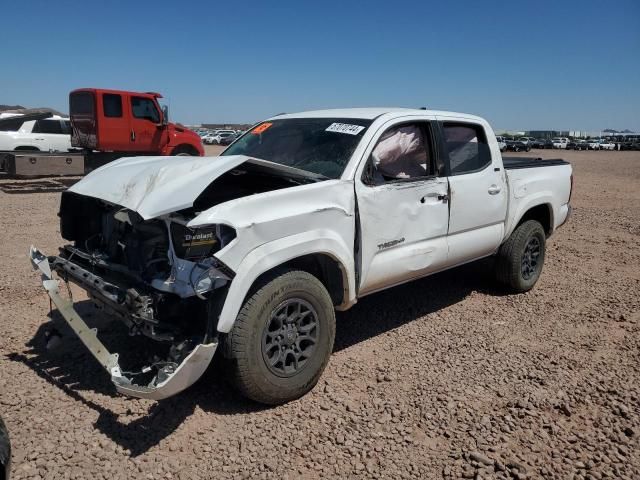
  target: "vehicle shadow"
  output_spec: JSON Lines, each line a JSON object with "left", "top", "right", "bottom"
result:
{"left": 8, "top": 257, "right": 506, "bottom": 456}
{"left": 334, "top": 257, "right": 504, "bottom": 352}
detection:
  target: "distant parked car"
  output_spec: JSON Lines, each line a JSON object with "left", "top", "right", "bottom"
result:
{"left": 518, "top": 136, "right": 535, "bottom": 147}
{"left": 552, "top": 137, "right": 569, "bottom": 149}
{"left": 506, "top": 139, "right": 531, "bottom": 152}
{"left": 0, "top": 114, "right": 72, "bottom": 152}
{"left": 586, "top": 139, "right": 602, "bottom": 150}
{"left": 218, "top": 132, "right": 237, "bottom": 145}
{"left": 202, "top": 133, "right": 218, "bottom": 144}
{"left": 531, "top": 138, "right": 549, "bottom": 149}
{"left": 496, "top": 135, "right": 507, "bottom": 152}
{"left": 208, "top": 130, "right": 237, "bottom": 145}
{"left": 0, "top": 415, "right": 10, "bottom": 480}
{"left": 597, "top": 139, "right": 615, "bottom": 150}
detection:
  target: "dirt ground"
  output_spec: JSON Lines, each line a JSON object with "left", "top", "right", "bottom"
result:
{"left": 0, "top": 148, "right": 638, "bottom": 479}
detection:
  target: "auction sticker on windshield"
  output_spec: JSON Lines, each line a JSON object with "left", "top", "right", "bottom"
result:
{"left": 325, "top": 123, "right": 366, "bottom": 135}
{"left": 251, "top": 122, "right": 273, "bottom": 134}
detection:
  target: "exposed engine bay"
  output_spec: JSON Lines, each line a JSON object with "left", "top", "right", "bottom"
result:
{"left": 57, "top": 190, "right": 235, "bottom": 341}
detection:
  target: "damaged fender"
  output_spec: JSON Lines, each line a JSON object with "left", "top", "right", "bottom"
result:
{"left": 188, "top": 179, "right": 358, "bottom": 333}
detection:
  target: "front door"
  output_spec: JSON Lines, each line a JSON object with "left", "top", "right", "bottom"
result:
{"left": 355, "top": 119, "right": 450, "bottom": 295}
{"left": 129, "top": 95, "right": 164, "bottom": 152}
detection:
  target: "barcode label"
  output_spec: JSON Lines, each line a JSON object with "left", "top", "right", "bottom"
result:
{"left": 325, "top": 123, "right": 366, "bottom": 135}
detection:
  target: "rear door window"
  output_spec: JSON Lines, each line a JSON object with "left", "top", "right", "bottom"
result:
{"left": 442, "top": 122, "right": 491, "bottom": 175}
{"left": 103, "top": 94, "right": 123, "bottom": 117}
{"left": 33, "top": 119, "right": 64, "bottom": 134}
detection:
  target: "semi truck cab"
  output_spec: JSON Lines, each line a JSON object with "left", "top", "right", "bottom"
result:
{"left": 69, "top": 88, "right": 204, "bottom": 156}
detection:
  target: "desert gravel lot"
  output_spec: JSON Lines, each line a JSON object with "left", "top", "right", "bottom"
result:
{"left": 0, "top": 148, "right": 639, "bottom": 479}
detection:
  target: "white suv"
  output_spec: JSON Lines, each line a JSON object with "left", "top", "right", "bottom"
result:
{"left": 552, "top": 137, "right": 569, "bottom": 149}
{"left": 0, "top": 114, "right": 72, "bottom": 152}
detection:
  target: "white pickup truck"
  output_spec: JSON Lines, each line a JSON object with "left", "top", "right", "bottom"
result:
{"left": 30, "top": 108, "right": 572, "bottom": 404}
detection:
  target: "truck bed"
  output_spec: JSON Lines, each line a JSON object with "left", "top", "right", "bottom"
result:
{"left": 502, "top": 156, "right": 569, "bottom": 170}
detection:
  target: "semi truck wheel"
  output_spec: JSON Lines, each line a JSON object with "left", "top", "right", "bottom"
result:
{"left": 495, "top": 220, "right": 546, "bottom": 292}
{"left": 227, "top": 270, "right": 335, "bottom": 405}
{"left": 170, "top": 145, "right": 198, "bottom": 156}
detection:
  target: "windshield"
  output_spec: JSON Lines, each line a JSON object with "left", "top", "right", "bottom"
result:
{"left": 222, "top": 118, "right": 373, "bottom": 179}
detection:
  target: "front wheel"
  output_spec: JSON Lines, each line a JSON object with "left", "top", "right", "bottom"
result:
{"left": 226, "top": 270, "right": 336, "bottom": 405}
{"left": 495, "top": 220, "right": 546, "bottom": 292}
{"left": 170, "top": 145, "right": 198, "bottom": 156}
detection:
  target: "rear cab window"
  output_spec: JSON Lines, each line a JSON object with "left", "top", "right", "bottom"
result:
{"left": 442, "top": 122, "right": 491, "bottom": 175}
{"left": 70, "top": 92, "right": 95, "bottom": 115}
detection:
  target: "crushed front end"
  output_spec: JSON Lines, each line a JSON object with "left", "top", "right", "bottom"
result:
{"left": 29, "top": 191, "right": 236, "bottom": 400}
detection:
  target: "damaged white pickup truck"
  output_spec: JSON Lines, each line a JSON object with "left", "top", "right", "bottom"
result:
{"left": 30, "top": 108, "right": 573, "bottom": 404}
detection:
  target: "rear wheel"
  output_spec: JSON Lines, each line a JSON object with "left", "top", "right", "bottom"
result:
{"left": 496, "top": 220, "right": 546, "bottom": 292}
{"left": 227, "top": 270, "right": 336, "bottom": 405}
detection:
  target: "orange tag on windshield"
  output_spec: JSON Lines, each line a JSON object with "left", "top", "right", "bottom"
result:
{"left": 251, "top": 122, "right": 272, "bottom": 134}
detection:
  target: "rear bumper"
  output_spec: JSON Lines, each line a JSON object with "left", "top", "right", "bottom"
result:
{"left": 29, "top": 246, "right": 217, "bottom": 400}
{"left": 557, "top": 204, "right": 572, "bottom": 229}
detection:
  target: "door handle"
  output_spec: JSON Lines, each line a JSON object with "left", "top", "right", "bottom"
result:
{"left": 488, "top": 185, "right": 501, "bottom": 195}
{"left": 130, "top": 130, "right": 136, "bottom": 141}
{"left": 421, "top": 193, "right": 449, "bottom": 204}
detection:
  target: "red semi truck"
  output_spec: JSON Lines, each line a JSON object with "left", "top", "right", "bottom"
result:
{"left": 69, "top": 88, "right": 203, "bottom": 156}
{"left": 1, "top": 88, "right": 204, "bottom": 177}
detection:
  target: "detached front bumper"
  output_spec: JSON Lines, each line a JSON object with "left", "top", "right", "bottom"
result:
{"left": 29, "top": 246, "right": 217, "bottom": 400}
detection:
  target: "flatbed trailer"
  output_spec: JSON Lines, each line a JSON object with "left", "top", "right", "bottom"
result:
{"left": 0, "top": 150, "right": 133, "bottom": 177}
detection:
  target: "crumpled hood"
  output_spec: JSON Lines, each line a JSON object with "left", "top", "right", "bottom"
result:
{"left": 69, "top": 155, "right": 250, "bottom": 219}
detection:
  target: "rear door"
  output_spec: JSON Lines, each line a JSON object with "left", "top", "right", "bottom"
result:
{"left": 355, "top": 117, "right": 450, "bottom": 295}
{"left": 31, "top": 119, "right": 70, "bottom": 152}
{"left": 439, "top": 119, "right": 507, "bottom": 265}
{"left": 129, "top": 95, "right": 163, "bottom": 152}
{"left": 98, "top": 92, "right": 130, "bottom": 151}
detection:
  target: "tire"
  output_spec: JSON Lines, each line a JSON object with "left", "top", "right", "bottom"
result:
{"left": 14, "top": 146, "right": 40, "bottom": 151}
{"left": 526, "top": 146, "right": 531, "bottom": 152}
{"left": 227, "top": 270, "right": 336, "bottom": 405}
{"left": 495, "top": 220, "right": 546, "bottom": 293}
{"left": 170, "top": 145, "right": 198, "bottom": 156}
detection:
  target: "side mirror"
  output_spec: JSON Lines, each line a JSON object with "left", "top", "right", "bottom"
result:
{"left": 162, "top": 105, "right": 169, "bottom": 126}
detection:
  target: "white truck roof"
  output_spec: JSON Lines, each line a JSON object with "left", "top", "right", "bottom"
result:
{"left": 271, "top": 107, "right": 485, "bottom": 123}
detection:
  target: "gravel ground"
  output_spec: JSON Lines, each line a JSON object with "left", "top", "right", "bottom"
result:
{"left": 0, "top": 149, "right": 639, "bottom": 479}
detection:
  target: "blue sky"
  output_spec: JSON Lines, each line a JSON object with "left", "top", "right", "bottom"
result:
{"left": 2, "top": 0, "right": 639, "bottom": 131}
